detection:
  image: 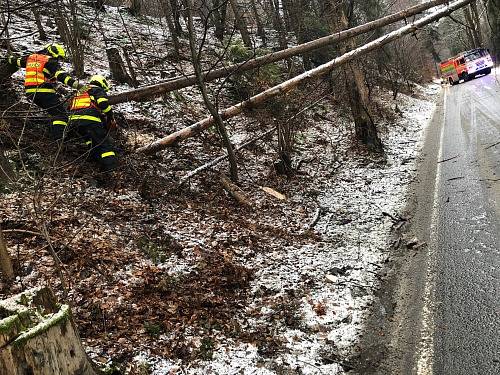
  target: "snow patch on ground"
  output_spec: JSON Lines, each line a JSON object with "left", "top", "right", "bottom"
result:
{"left": 138, "top": 86, "right": 438, "bottom": 374}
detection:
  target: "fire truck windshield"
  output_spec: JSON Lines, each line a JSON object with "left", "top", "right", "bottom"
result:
{"left": 465, "top": 52, "right": 482, "bottom": 62}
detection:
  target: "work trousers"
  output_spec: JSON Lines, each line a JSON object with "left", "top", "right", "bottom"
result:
{"left": 26, "top": 92, "right": 68, "bottom": 141}
{"left": 71, "top": 119, "right": 118, "bottom": 172}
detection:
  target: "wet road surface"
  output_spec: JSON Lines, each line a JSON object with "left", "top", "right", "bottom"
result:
{"left": 422, "top": 73, "right": 500, "bottom": 374}
{"left": 356, "top": 73, "right": 499, "bottom": 375}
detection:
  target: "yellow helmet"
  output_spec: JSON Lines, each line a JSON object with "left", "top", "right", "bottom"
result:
{"left": 44, "top": 43, "right": 66, "bottom": 59}
{"left": 89, "top": 75, "right": 110, "bottom": 91}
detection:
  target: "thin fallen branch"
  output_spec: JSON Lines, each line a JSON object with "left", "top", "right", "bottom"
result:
{"left": 220, "top": 175, "right": 252, "bottom": 208}
{"left": 179, "top": 127, "right": 275, "bottom": 186}
{"left": 308, "top": 207, "right": 323, "bottom": 229}
{"left": 108, "top": 0, "right": 450, "bottom": 104}
{"left": 2, "top": 228, "right": 45, "bottom": 237}
{"left": 137, "top": 0, "right": 473, "bottom": 154}
{"left": 484, "top": 141, "right": 499, "bottom": 150}
{"left": 438, "top": 154, "right": 459, "bottom": 163}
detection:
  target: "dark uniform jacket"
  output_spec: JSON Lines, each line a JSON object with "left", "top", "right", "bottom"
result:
{"left": 7, "top": 52, "right": 79, "bottom": 93}
{"left": 69, "top": 85, "right": 113, "bottom": 124}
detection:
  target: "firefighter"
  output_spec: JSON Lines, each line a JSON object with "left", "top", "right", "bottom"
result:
{"left": 5, "top": 43, "right": 82, "bottom": 140}
{"left": 69, "top": 75, "right": 118, "bottom": 172}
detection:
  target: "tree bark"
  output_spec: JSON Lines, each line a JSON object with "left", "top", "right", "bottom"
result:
{"left": 161, "top": 0, "right": 181, "bottom": 54}
{"left": 464, "top": 7, "right": 482, "bottom": 48}
{"left": 186, "top": 0, "right": 239, "bottom": 181}
{"left": 250, "top": 0, "right": 266, "bottom": 45}
{"left": 136, "top": 0, "right": 473, "bottom": 154}
{"left": 0, "top": 287, "right": 97, "bottom": 375}
{"left": 0, "top": 225, "right": 13, "bottom": 280}
{"left": 463, "top": 6, "right": 480, "bottom": 47}
{"left": 325, "top": 0, "right": 383, "bottom": 152}
{"left": 212, "top": 0, "right": 228, "bottom": 41}
{"left": 170, "top": 0, "right": 184, "bottom": 35}
{"left": 470, "top": 0, "right": 483, "bottom": 44}
{"left": 54, "top": 0, "right": 85, "bottom": 77}
{"left": 270, "top": 0, "right": 288, "bottom": 51}
{"left": 122, "top": 47, "right": 139, "bottom": 87}
{"left": 487, "top": 0, "right": 500, "bottom": 61}
{"left": 229, "top": 0, "right": 253, "bottom": 48}
{"left": 108, "top": 0, "right": 451, "bottom": 104}
{"left": 106, "top": 47, "right": 134, "bottom": 85}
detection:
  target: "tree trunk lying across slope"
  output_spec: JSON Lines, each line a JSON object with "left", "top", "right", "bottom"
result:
{"left": 108, "top": 0, "right": 450, "bottom": 104}
{"left": 137, "top": 0, "right": 473, "bottom": 154}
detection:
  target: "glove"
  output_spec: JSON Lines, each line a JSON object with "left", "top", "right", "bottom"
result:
{"left": 73, "top": 82, "right": 86, "bottom": 91}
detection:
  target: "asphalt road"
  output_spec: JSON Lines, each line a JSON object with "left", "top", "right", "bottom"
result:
{"left": 428, "top": 72, "right": 500, "bottom": 374}
{"left": 355, "top": 74, "right": 499, "bottom": 375}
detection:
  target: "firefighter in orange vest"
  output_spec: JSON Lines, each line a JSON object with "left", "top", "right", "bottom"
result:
{"left": 5, "top": 43, "right": 81, "bottom": 140}
{"left": 69, "top": 75, "right": 118, "bottom": 172}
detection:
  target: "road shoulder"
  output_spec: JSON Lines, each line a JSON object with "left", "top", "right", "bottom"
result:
{"left": 351, "top": 89, "right": 446, "bottom": 374}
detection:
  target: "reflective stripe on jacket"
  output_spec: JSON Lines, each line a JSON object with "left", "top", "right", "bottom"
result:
{"left": 70, "top": 92, "right": 97, "bottom": 110}
{"left": 24, "top": 54, "right": 50, "bottom": 87}
{"left": 69, "top": 89, "right": 102, "bottom": 123}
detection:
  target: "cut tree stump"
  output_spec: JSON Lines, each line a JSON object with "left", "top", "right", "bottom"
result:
{"left": 0, "top": 287, "right": 97, "bottom": 375}
{"left": 106, "top": 47, "right": 134, "bottom": 86}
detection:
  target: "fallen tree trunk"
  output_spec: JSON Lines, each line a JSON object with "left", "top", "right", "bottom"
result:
{"left": 108, "top": 0, "right": 449, "bottom": 104}
{"left": 0, "top": 287, "right": 97, "bottom": 375}
{"left": 137, "top": 0, "right": 472, "bottom": 154}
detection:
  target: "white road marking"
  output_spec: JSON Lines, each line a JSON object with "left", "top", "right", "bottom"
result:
{"left": 414, "top": 88, "right": 450, "bottom": 375}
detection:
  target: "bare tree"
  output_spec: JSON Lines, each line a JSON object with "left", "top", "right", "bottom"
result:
{"left": 323, "top": 0, "right": 383, "bottom": 152}
{"left": 229, "top": 0, "right": 252, "bottom": 48}
{"left": 160, "top": 0, "right": 181, "bottom": 54}
{"left": 54, "top": 0, "right": 85, "bottom": 77}
{"left": 185, "top": 0, "right": 239, "bottom": 181}
{"left": 32, "top": 8, "right": 48, "bottom": 41}
{"left": 250, "top": 0, "right": 266, "bottom": 45}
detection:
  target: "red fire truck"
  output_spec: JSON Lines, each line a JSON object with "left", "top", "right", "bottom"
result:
{"left": 440, "top": 48, "right": 493, "bottom": 85}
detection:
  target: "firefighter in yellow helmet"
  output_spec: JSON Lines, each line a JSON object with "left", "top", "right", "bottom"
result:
{"left": 69, "top": 75, "right": 118, "bottom": 172}
{"left": 5, "top": 43, "right": 82, "bottom": 140}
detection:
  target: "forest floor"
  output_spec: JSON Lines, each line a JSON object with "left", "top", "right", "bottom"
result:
{"left": 1, "top": 3, "right": 439, "bottom": 374}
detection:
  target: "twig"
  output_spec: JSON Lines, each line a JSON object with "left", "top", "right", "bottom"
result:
{"left": 0, "top": 226, "right": 14, "bottom": 279}
{"left": 484, "top": 141, "right": 499, "bottom": 150}
{"left": 295, "top": 359, "right": 325, "bottom": 374}
{"left": 178, "top": 127, "right": 275, "bottom": 186}
{"left": 2, "top": 228, "right": 45, "bottom": 237}
{"left": 40, "top": 223, "right": 68, "bottom": 297}
{"left": 308, "top": 207, "right": 323, "bottom": 229}
{"left": 438, "top": 154, "right": 459, "bottom": 163}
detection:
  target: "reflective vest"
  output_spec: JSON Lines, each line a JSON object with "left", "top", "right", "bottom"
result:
{"left": 69, "top": 91, "right": 102, "bottom": 123}
{"left": 24, "top": 54, "right": 50, "bottom": 87}
{"left": 70, "top": 92, "right": 97, "bottom": 110}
